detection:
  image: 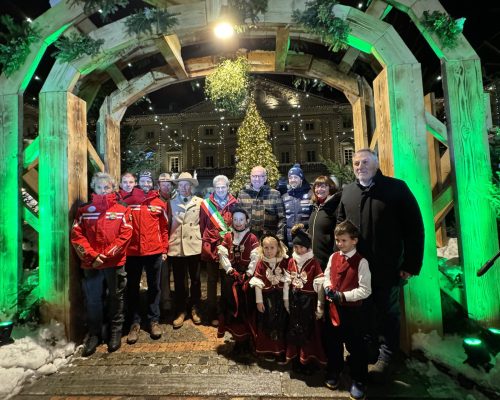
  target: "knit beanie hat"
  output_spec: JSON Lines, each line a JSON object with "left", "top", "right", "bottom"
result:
{"left": 291, "top": 224, "right": 312, "bottom": 248}
{"left": 288, "top": 163, "right": 304, "bottom": 180}
{"left": 139, "top": 170, "right": 154, "bottom": 180}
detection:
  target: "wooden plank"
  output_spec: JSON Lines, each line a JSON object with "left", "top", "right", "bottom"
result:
{"left": 105, "top": 117, "right": 121, "bottom": 182}
{"left": 285, "top": 53, "right": 313, "bottom": 71}
{"left": 155, "top": 34, "right": 188, "bottom": 79}
{"left": 433, "top": 186, "right": 453, "bottom": 219}
{"left": 106, "top": 64, "right": 129, "bottom": 90}
{"left": 39, "top": 91, "right": 87, "bottom": 341}
{"left": 76, "top": 80, "right": 101, "bottom": 108}
{"left": 23, "top": 207, "right": 39, "bottom": 233}
{"left": 247, "top": 51, "right": 275, "bottom": 72}
{"left": 23, "top": 136, "right": 39, "bottom": 170}
{"left": 275, "top": 27, "right": 290, "bottom": 72}
{"left": 22, "top": 168, "right": 39, "bottom": 196}
{"left": 0, "top": 94, "right": 22, "bottom": 315}
{"left": 425, "top": 111, "right": 448, "bottom": 145}
{"left": 308, "top": 58, "right": 359, "bottom": 97}
{"left": 442, "top": 58, "right": 500, "bottom": 323}
{"left": 87, "top": 138, "right": 105, "bottom": 173}
{"left": 351, "top": 96, "right": 369, "bottom": 149}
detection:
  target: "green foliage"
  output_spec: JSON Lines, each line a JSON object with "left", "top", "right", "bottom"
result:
{"left": 293, "top": 77, "right": 326, "bottom": 92}
{"left": 15, "top": 271, "right": 40, "bottom": 325}
{"left": 422, "top": 10, "right": 465, "bottom": 49}
{"left": 292, "top": 0, "right": 350, "bottom": 53}
{"left": 121, "top": 124, "right": 156, "bottom": 174}
{"left": 228, "top": 0, "right": 268, "bottom": 24}
{"left": 52, "top": 32, "right": 104, "bottom": 63}
{"left": 232, "top": 99, "right": 280, "bottom": 193}
{"left": 0, "top": 15, "right": 40, "bottom": 77}
{"left": 205, "top": 57, "right": 250, "bottom": 116}
{"left": 321, "top": 157, "right": 356, "bottom": 187}
{"left": 69, "top": 0, "right": 129, "bottom": 20}
{"left": 125, "top": 8, "right": 179, "bottom": 36}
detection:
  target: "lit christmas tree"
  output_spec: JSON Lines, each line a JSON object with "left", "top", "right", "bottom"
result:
{"left": 231, "top": 99, "right": 280, "bottom": 193}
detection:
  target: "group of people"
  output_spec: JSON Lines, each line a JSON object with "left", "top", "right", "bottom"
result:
{"left": 71, "top": 148, "right": 424, "bottom": 400}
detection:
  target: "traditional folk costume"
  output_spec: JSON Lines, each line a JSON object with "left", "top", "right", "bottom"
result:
{"left": 217, "top": 228, "right": 259, "bottom": 342}
{"left": 250, "top": 255, "right": 289, "bottom": 357}
{"left": 285, "top": 250, "right": 327, "bottom": 366}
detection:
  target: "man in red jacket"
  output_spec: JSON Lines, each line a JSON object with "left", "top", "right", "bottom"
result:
{"left": 71, "top": 172, "right": 133, "bottom": 356}
{"left": 125, "top": 171, "right": 169, "bottom": 344}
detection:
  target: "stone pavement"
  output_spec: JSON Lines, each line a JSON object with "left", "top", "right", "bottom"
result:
{"left": 13, "top": 316, "right": 448, "bottom": 400}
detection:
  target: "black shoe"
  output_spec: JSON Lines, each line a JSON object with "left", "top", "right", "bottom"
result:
{"left": 108, "top": 332, "right": 122, "bottom": 353}
{"left": 325, "top": 372, "right": 339, "bottom": 390}
{"left": 349, "top": 381, "right": 366, "bottom": 400}
{"left": 82, "top": 335, "right": 100, "bottom": 357}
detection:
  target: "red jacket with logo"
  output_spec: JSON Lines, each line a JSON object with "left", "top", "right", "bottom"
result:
{"left": 127, "top": 189, "right": 169, "bottom": 256}
{"left": 71, "top": 192, "right": 133, "bottom": 269}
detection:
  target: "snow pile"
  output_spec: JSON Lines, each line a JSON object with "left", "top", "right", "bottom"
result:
{"left": 437, "top": 237, "right": 459, "bottom": 259}
{"left": 0, "top": 320, "right": 76, "bottom": 399}
{"left": 412, "top": 330, "right": 500, "bottom": 395}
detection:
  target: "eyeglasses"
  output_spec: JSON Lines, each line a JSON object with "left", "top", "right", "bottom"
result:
{"left": 251, "top": 175, "right": 267, "bottom": 179}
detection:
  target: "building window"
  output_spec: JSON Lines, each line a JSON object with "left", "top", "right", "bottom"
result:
{"left": 342, "top": 115, "right": 353, "bottom": 129}
{"left": 205, "top": 128, "right": 214, "bottom": 136}
{"left": 344, "top": 148, "right": 354, "bottom": 165}
{"left": 281, "top": 152, "right": 290, "bottom": 163}
{"left": 229, "top": 126, "right": 238, "bottom": 135}
{"left": 146, "top": 131, "right": 155, "bottom": 139}
{"left": 170, "top": 156, "right": 179, "bottom": 172}
{"left": 205, "top": 155, "right": 214, "bottom": 167}
{"left": 305, "top": 122, "right": 315, "bottom": 131}
{"left": 306, "top": 150, "right": 316, "bottom": 162}
{"left": 279, "top": 123, "right": 289, "bottom": 132}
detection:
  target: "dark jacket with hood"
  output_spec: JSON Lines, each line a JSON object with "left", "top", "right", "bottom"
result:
{"left": 337, "top": 170, "right": 424, "bottom": 288}
{"left": 282, "top": 182, "right": 312, "bottom": 247}
{"left": 308, "top": 191, "right": 342, "bottom": 271}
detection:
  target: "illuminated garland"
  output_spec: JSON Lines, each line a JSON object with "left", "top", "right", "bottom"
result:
{"left": 422, "top": 10, "right": 465, "bottom": 49}
{"left": 205, "top": 57, "right": 250, "bottom": 116}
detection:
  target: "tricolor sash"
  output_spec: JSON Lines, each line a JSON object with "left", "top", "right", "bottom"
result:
{"left": 201, "top": 198, "right": 230, "bottom": 237}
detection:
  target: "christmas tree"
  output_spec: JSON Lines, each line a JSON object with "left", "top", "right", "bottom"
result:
{"left": 231, "top": 99, "right": 280, "bottom": 193}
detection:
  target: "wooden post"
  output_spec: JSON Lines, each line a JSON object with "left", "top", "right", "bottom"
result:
{"left": 38, "top": 91, "right": 87, "bottom": 341}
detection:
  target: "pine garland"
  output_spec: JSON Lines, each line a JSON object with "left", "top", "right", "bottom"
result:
{"left": 52, "top": 32, "right": 104, "bottom": 63}
{"left": 0, "top": 15, "right": 40, "bottom": 77}
{"left": 321, "top": 158, "right": 355, "bottom": 187}
{"left": 292, "top": 0, "right": 350, "bottom": 53}
{"left": 228, "top": 0, "right": 268, "bottom": 24}
{"left": 125, "top": 8, "right": 179, "bottom": 36}
{"left": 69, "top": 0, "right": 129, "bottom": 20}
{"left": 205, "top": 57, "right": 250, "bottom": 116}
{"left": 422, "top": 10, "right": 465, "bottom": 49}
{"left": 231, "top": 99, "right": 280, "bottom": 193}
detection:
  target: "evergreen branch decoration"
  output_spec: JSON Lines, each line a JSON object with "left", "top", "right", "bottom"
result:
{"left": 125, "top": 8, "right": 179, "bottom": 36}
{"left": 0, "top": 15, "right": 40, "bottom": 77}
{"left": 69, "top": 0, "right": 129, "bottom": 20}
{"left": 321, "top": 157, "right": 356, "bottom": 186}
{"left": 228, "top": 0, "right": 268, "bottom": 24}
{"left": 292, "top": 0, "right": 350, "bottom": 53}
{"left": 205, "top": 57, "right": 250, "bottom": 116}
{"left": 422, "top": 10, "right": 465, "bottom": 49}
{"left": 293, "top": 77, "right": 326, "bottom": 92}
{"left": 52, "top": 32, "right": 104, "bottom": 63}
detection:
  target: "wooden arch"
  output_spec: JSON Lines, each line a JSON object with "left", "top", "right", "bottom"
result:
{"left": 0, "top": 0, "right": 497, "bottom": 341}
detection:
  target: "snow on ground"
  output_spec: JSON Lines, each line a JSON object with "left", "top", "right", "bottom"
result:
{"left": 0, "top": 320, "right": 76, "bottom": 399}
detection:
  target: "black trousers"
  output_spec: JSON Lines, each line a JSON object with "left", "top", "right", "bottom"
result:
{"left": 171, "top": 255, "right": 201, "bottom": 313}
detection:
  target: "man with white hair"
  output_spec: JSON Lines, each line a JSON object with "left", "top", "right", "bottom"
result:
{"left": 337, "top": 149, "right": 424, "bottom": 382}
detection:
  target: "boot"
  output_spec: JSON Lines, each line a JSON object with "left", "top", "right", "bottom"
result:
{"left": 150, "top": 321, "right": 162, "bottom": 339}
{"left": 369, "top": 359, "right": 391, "bottom": 383}
{"left": 82, "top": 335, "right": 100, "bottom": 357}
{"left": 173, "top": 312, "right": 186, "bottom": 329}
{"left": 126, "top": 323, "right": 141, "bottom": 345}
{"left": 108, "top": 330, "right": 122, "bottom": 352}
{"left": 191, "top": 308, "right": 201, "bottom": 325}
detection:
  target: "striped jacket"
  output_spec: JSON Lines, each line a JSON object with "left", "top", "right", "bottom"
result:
{"left": 237, "top": 184, "right": 286, "bottom": 239}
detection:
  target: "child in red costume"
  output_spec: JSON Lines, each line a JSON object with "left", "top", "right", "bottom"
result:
{"left": 284, "top": 224, "right": 327, "bottom": 373}
{"left": 249, "top": 233, "right": 289, "bottom": 363}
{"left": 217, "top": 208, "right": 259, "bottom": 356}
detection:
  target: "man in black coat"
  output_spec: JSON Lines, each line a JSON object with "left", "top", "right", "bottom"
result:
{"left": 337, "top": 149, "right": 424, "bottom": 382}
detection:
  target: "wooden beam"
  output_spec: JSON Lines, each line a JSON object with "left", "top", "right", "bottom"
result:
{"left": 351, "top": 96, "right": 369, "bottom": 149}
{"left": 87, "top": 138, "right": 105, "bottom": 173}
{"left": 76, "top": 80, "right": 101, "bottom": 108}
{"left": 433, "top": 186, "right": 453, "bottom": 222}
{"left": 155, "top": 34, "right": 188, "bottom": 79}
{"left": 425, "top": 111, "right": 448, "bottom": 145}
{"left": 275, "top": 27, "right": 290, "bottom": 72}
{"left": 308, "top": 58, "right": 359, "bottom": 97}
{"left": 106, "top": 64, "right": 129, "bottom": 90}
{"left": 23, "top": 207, "right": 39, "bottom": 233}
{"left": 22, "top": 168, "right": 39, "bottom": 196}
{"left": 23, "top": 137, "right": 39, "bottom": 170}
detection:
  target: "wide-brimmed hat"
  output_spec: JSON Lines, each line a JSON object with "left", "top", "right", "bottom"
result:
{"left": 158, "top": 173, "right": 175, "bottom": 183}
{"left": 175, "top": 172, "right": 199, "bottom": 187}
